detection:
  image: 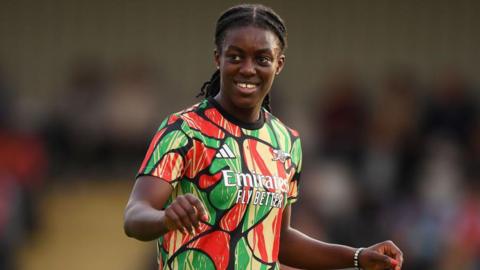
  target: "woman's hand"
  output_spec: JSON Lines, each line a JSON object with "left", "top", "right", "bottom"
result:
{"left": 162, "top": 194, "right": 208, "bottom": 235}
{"left": 359, "top": 240, "right": 403, "bottom": 270}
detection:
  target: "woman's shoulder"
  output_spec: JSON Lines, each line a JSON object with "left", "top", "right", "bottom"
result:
{"left": 264, "top": 109, "right": 300, "bottom": 139}
{"left": 162, "top": 99, "right": 221, "bottom": 135}
{"left": 174, "top": 99, "right": 209, "bottom": 116}
{"left": 154, "top": 100, "right": 208, "bottom": 131}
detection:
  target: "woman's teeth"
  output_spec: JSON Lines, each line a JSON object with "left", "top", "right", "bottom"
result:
{"left": 237, "top": 83, "right": 257, "bottom": 89}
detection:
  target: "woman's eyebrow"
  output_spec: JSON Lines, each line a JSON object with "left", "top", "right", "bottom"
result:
{"left": 225, "top": 45, "right": 274, "bottom": 54}
{"left": 225, "top": 45, "right": 244, "bottom": 52}
{"left": 256, "top": 48, "right": 274, "bottom": 55}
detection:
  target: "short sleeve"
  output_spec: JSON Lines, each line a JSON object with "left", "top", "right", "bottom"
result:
{"left": 287, "top": 137, "right": 302, "bottom": 204}
{"left": 137, "top": 114, "right": 192, "bottom": 188}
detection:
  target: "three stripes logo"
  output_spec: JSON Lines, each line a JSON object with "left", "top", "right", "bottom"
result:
{"left": 216, "top": 144, "right": 236, "bottom": 159}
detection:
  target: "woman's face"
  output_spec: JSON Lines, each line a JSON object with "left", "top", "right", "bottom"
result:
{"left": 214, "top": 26, "right": 285, "bottom": 115}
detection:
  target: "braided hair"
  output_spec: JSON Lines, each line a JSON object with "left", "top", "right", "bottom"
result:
{"left": 197, "top": 4, "right": 287, "bottom": 113}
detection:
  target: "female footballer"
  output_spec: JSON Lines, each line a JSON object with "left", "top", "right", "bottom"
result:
{"left": 124, "top": 4, "right": 403, "bottom": 270}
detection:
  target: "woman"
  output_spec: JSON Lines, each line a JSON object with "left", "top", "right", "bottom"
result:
{"left": 124, "top": 4, "right": 403, "bottom": 270}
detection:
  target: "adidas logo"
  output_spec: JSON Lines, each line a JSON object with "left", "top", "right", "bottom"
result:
{"left": 216, "top": 144, "right": 236, "bottom": 159}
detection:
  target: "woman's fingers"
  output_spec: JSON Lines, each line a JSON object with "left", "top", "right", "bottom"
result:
{"left": 389, "top": 258, "right": 400, "bottom": 270}
{"left": 185, "top": 194, "right": 208, "bottom": 221}
{"left": 365, "top": 240, "right": 403, "bottom": 270}
{"left": 362, "top": 249, "right": 394, "bottom": 270}
{"left": 171, "top": 201, "right": 195, "bottom": 234}
{"left": 164, "top": 206, "right": 187, "bottom": 234}
{"left": 164, "top": 194, "right": 209, "bottom": 235}
{"left": 383, "top": 240, "right": 403, "bottom": 270}
{"left": 177, "top": 196, "right": 197, "bottom": 223}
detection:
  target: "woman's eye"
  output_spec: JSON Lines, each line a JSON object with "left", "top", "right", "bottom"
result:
{"left": 258, "top": 56, "right": 272, "bottom": 65}
{"left": 229, "top": 55, "right": 242, "bottom": 62}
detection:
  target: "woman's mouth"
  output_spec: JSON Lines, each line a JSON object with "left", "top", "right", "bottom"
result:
{"left": 235, "top": 82, "right": 259, "bottom": 94}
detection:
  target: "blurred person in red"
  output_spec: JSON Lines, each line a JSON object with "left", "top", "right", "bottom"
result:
{"left": 440, "top": 180, "right": 480, "bottom": 270}
{"left": 0, "top": 68, "right": 47, "bottom": 270}
{"left": 440, "top": 123, "right": 480, "bottom": 269}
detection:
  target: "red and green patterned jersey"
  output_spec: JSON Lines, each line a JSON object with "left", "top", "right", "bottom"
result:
{"left": 138, "top": 98, "right": 302, "bottom": 270}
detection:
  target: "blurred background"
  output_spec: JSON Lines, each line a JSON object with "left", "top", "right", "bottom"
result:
{"left": 1, "top": 0, "right": 479, "bottom": 269}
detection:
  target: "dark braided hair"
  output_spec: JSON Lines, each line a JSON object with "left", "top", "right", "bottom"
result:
{"left": 196, "top": 4, "right": 287, "bottom": 113}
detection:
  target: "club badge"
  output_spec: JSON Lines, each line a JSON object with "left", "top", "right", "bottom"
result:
{"left": 272, "top": 149, "right": 291, "bottom": 163}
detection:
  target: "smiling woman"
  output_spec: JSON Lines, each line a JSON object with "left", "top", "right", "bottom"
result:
{"left": 123, "top": 4, "right": 404, "bottom": 270}
{"left": 214, "top": 26, "right": 284, "bottom": 123}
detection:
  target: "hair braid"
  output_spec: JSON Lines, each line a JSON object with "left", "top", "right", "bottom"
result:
{"left": 262, "top": 94, "right": 272, "bottom": 112}
{"left": 196, "top": 70, "right": 220, "bottom": 98}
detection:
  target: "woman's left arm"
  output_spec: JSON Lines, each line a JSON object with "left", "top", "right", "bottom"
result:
{"left": 279, "top": 205, "right": 403, "bottom": 270}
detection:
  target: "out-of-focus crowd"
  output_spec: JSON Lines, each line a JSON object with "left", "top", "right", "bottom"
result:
{"left": 0, "top": 60, "right": 479, "bottom": 270}
{"left": 0, "top": 58, "right": 163, "bottom": 270}
{"left": 296, "top": 67, "right": 479, "bottom": 270}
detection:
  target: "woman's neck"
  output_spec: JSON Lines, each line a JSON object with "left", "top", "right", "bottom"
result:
{"left": 213, "top": 95, "right": 262, "bottom": 124}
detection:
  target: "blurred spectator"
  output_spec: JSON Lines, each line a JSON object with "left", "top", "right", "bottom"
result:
{"left": 417, "top": 138, "right": 464, "bottom": 210}
{"left": 440, "top": 180, "right": 480, "bottom": 270}
{"left": 43, "top": 56, "right": 109, "bottom": 174}
{"left": 0, "top": 70, "right": 14, "bottom": 128}
{"left": 306, "top": 69, "right": 377, "bottom": 248}
{"left": 0, "top": 66, "right": 16, "bottom": 270}
{"left": 442, "top": 122, "right": 480, "bottom": 269}
{"left": 391, "top": 138, "right": 465, "bottom": 269}
{"left": 421, "top": 69, "right": 478, "bottom": 148}
{"left": 302, "top": 161, "right": 361, "bottom": 245}
{"left": 466, "top": 121, "right": 480, "bottom": 185}
{"left": 313, "top": 68, "right": 368, "bottom": 168}
{"left": 0, "top": 68, "right": 47, "bottom": 270}
{"left": 362, "top": 68, "right": 421, "bottom": 199}
{"left": 101, "top": 59, "right": 161, "bottom": 170}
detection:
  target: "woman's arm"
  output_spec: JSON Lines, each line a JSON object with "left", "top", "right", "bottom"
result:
{"left": 279, "top": 205, "right": 403, "bottom": 270}
{"left": 123, "top": 175, "right": 207, "bottom": 241}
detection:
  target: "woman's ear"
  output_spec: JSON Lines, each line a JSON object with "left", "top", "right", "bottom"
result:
{"left": 276, "top": 54, "right": 285, "bottom": 75}
{"left": 214, "top": 49, "right": 220, "bottom": 69}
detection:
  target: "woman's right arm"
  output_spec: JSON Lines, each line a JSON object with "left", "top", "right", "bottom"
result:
{"left": 123, "top": 175, "right": 207, "bottom": 241}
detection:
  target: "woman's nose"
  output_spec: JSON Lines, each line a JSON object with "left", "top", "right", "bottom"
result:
{"left": 239, "top": 58, "right": 256, "bottom": 76}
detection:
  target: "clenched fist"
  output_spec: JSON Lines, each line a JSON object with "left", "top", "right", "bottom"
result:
{"left": 162, "top": 194, "right": 208, "bottom": 235}
{"left": 359, "top": 240, "right": 403, "bottom": 270}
